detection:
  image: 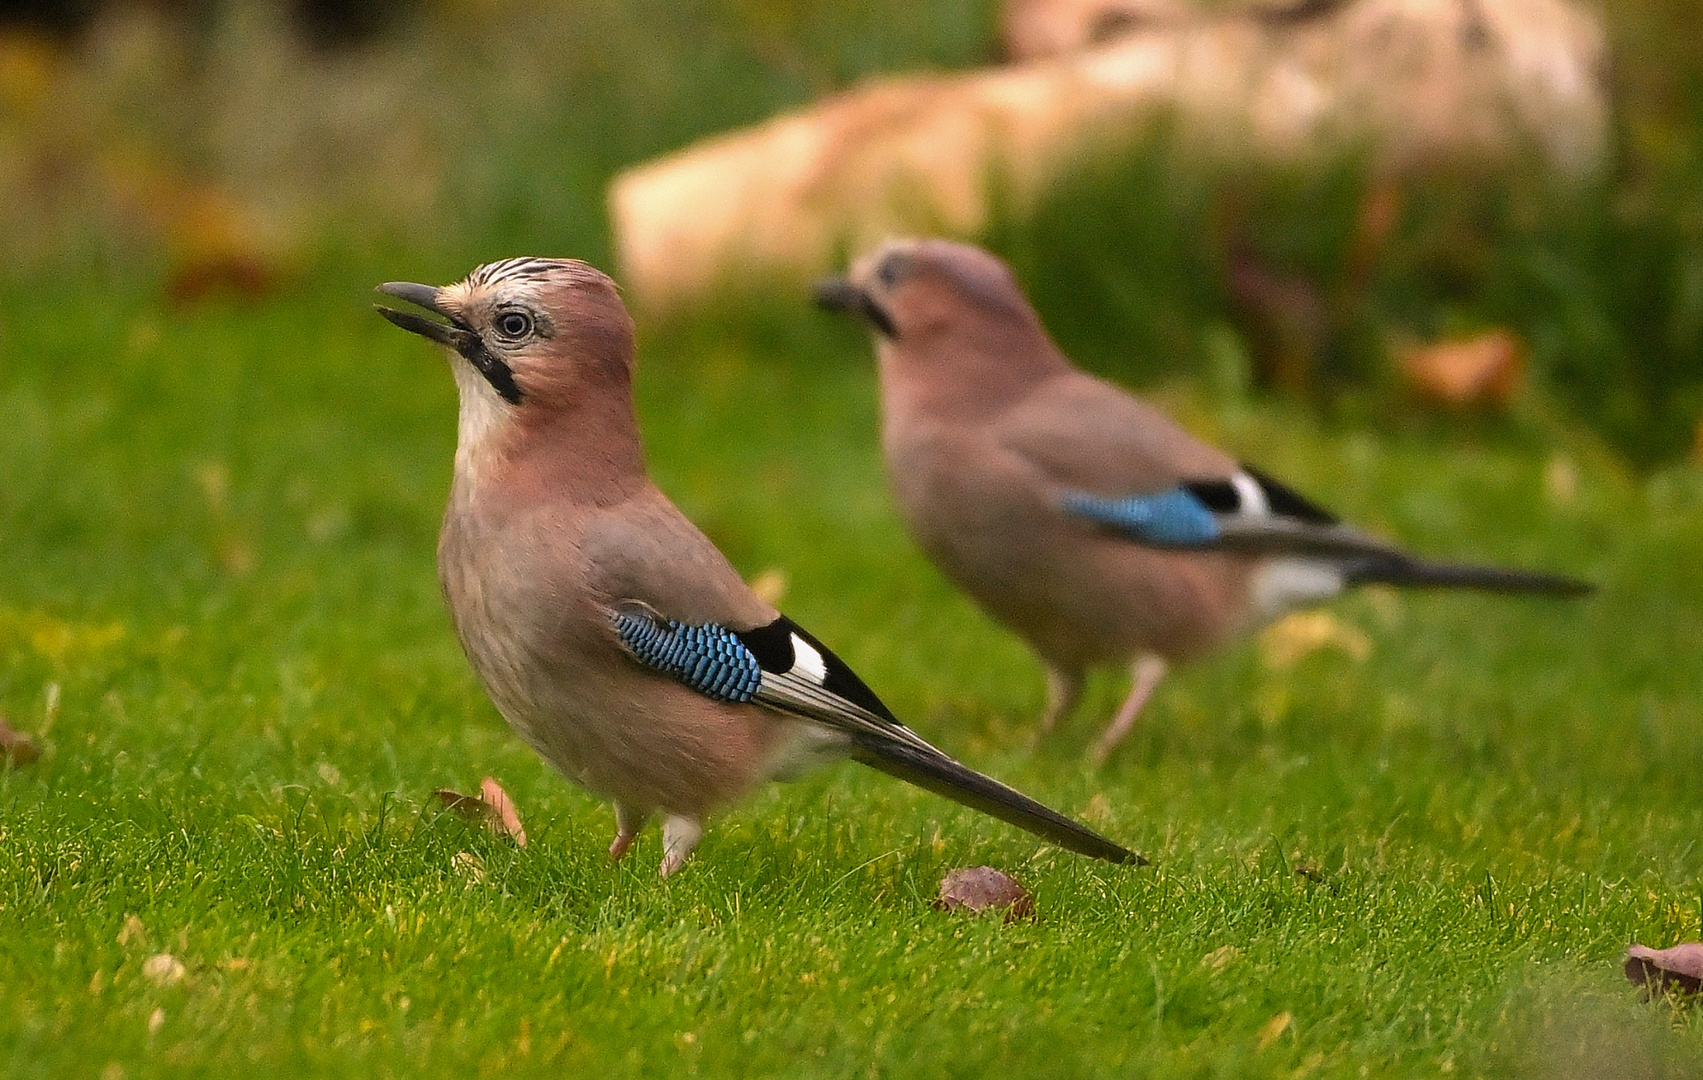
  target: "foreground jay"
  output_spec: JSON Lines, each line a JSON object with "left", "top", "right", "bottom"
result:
{"left": 817, "top": 239, "right": 1591, "bottom": 762}
{"left": 374, "top": 257, "right": 1134, "bottom": 874}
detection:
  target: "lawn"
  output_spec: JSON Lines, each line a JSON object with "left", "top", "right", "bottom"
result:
{"left": 2, "top": 264, "right": 1702, "bottom": 1078}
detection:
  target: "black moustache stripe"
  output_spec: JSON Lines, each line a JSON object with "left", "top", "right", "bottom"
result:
{"left": 458, "top": 338, "right": 524, "bottom": 404}
{"left": 861, "top": 294, "right": 898, "bottom": 339}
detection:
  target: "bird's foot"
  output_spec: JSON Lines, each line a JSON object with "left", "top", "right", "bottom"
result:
{"left": 609, "top": 802, "right": 642, "bottom": 862}
{"left": 1090, "top": 655, "right": 1168, "bottom": 765}
{"left": 659, "top": 815, "right": 703, "bottom": 877}
{"left": 1039, "top": 667, "right": 1084, "bottom": 735}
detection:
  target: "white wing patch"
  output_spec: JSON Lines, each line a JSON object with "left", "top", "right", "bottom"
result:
{"left": 789, "top": 633, "right": 828, "bottom": 683}
{"left": 1229, "top": 471, "right": 1271, "bottom": 518}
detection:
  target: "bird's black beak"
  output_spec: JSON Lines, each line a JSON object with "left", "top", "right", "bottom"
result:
{"left": 374, "top": 281, "right": 524, "bottom": 405}
{"left": 374, "top": 282, "right": 473, "bottom": 351}
{"left": 814, "top": 276, "right": 897, "bottom": 339}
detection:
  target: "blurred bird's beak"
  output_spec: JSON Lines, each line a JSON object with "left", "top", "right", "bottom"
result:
{"left": 375, "top": 282, "right": 469, "bottom": 350}
{"left": 813, "top": 276, "right": 897, "bottom": 339}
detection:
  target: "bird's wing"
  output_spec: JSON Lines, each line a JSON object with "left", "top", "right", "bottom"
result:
{"left": 995, "top": 374, "right": 1396, "bottom": 557}
{"left": 1055, "top": 466, "right": 1413, "bottom": 558}
{"left": 605, "top": 599, "right": 1138, "bottom": 865}
{"left": 995, "top": 372, "right": 1241, "bottom": 492}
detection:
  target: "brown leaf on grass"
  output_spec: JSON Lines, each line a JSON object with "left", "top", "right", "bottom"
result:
{"left": 1400, "top": 330, "right": 1525, "bottom": 409}
{"left": 1625, "top": 943, "right": 1703, "bottom": 996}
{"left": 0, "top": 717, "right": 41, "bottom": 767}
{"left": 933, "top": 867, "right": 1035, "bottom": 921}
{"left": 433, "top": 776, "right": 527, "bottom": 847}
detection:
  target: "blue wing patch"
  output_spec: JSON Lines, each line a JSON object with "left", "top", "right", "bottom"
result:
{"left": 611, "top": 608, "right": 763, "bottom": 703}
{"left": 1061, "top": 488, "right": 1221, "bottom": 546}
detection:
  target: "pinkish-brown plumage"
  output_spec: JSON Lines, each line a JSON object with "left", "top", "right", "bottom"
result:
{"left": 375, "top": 257, "right": 1135, "bottom": 872}
{"left": 819, "top": 239, "right": 1590, "bottom": 760}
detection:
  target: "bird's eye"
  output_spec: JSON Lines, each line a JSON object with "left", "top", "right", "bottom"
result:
{"left": 495, "top": 310, "right": 534, "bottom": 339}
{"left": 876, "top": 253, "right": 910, "bottom": 289}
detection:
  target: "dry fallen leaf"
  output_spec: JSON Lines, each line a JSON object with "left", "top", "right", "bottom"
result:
{"left": 1625, "top": 942, "right": 1703, "bottom": 996}
{"left": 434, "top": 776, "right": 528, "bottom": 847}
{"left": 117, "top": 914, "right": 146, "bottom": 947}
{"left": 933, "top": 867, "right": 1035, "bottom": 921}
{"left": 1201, "top": 944, "right": 1240, "bottom": 970}
{"left": 747, "top": 568, "right": 788, "bottom": 606}
{"left": 0, "top": 717, "right": 41, "bottom": 767}
{"left": 1544, "top": 454, "right": 1579, "bottom": 506}
{"left": 1400, "top": 330, "right": 1525, "bottom": 409}
{"left": 1256, "top": 1010, "right": 1294, "bottom": 1048}
{"left": 1259, "top": 611, "right": 1371, "bottom": 670}
{"left": 451, "top": 851, "right": 487, "bottom": 884}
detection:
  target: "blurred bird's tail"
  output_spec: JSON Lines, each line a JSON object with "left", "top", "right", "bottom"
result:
{"left": 850, "top": 738, "right": 1143, "bottom": 865}
{"left": 1341, "top": 554, "right": 1594, "bottom": 597}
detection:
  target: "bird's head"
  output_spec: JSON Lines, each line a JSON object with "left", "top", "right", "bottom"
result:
{"left": 376, "top": 257, "right": 635, "bottom": 414}
{"left": 814, "top": 238, "right": 1043, "bottom": 344}
{"left": 815, "top": 239, "right": 1063, "bottom": 408}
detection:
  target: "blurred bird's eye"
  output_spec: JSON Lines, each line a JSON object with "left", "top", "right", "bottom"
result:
{"left": 876, "top": 253, "right": 910, "bottom": 289}
{"left": 495, "top": 311, "right": 534, "bottom": 339}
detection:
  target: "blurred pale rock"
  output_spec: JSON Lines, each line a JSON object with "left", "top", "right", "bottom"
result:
{"left": 611, "top": 0, "right": 1606, "bottom": 310}
{"left": 1003, "top": 0, "right": 1192, "bottom": 60}
{"left": 1400, "top": 329, "right": 1526, "bottom": 408}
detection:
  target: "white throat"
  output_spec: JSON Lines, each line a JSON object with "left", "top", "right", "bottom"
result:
{"left": 451, "top": 354, "right": 513, "bottom": 483}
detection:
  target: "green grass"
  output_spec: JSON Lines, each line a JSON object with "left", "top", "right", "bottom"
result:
{"left": 2, "top": 268, "right": 1702, "bottom": 1078}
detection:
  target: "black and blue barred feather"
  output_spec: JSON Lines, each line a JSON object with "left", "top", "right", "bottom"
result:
{"left": 611, "top": 609, "right": 762, "bottom": 703}
{"left": 609, "top": 603, "right": 1139, "bottom": 863}
{"left": 1061, "top": 488, "right": 1221, "bottom": 546}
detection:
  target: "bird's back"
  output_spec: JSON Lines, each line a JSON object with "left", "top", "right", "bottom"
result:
{"left": 881, "top": 370, "right": 1255, "bottom": 670}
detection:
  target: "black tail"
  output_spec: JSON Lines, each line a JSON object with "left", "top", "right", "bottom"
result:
{"left": 850, "top": 737, "right": 1142, "bottom": 865}
{"left": 1341, "top": 553, "right": 1594, "bottom": 596}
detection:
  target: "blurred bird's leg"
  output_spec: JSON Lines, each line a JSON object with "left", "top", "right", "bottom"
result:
{"left": 659, "top": 814, "right": 703, "bottom": 877}
{"left": 609, "top": 802, "right": 643, "bottom": 861}
{"left": 1091, "top": 655, "right": 1168, "bottom": 764}
{"left": 1040, "top": 666, "right": 1084, "bottom": 734}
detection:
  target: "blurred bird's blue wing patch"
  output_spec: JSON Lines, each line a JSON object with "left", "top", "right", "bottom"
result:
{"left": 1060, "top": 488, "right": 1220, "bottom": 545}
{"left": 1060, "top": 467, "right": 1399, "bottom": 558}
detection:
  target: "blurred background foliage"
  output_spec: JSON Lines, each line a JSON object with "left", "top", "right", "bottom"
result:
{"left": 0, "top": 0, "right": 1700, "bottom": 466}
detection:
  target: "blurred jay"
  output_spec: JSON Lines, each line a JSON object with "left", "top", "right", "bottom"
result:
{"left": 816, "top": 239, "right": 1591, "bottom": 761}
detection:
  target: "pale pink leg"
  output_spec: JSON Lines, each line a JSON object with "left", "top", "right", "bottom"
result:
{"left": 659, "top": 815, "right": 703, "bottom": 877}
{"left": 1091, "top": 654, "right": 1169, "bottom": 764}
{"left": 1040, "top": 666, "right": 1085, "bottom": 734}
{"left": 608, "top": 802, "right": 642, "bottom": 861}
